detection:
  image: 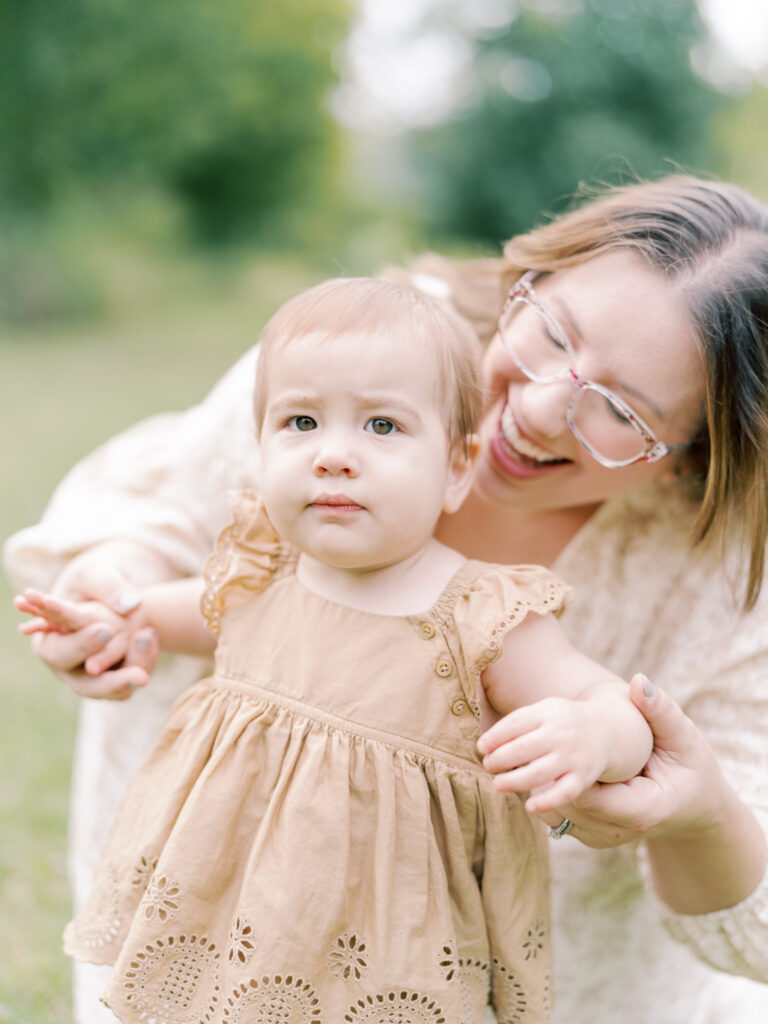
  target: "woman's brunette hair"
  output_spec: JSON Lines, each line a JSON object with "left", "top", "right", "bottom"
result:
{"left": 407, "top": 176, "right": 768, "bottom": 609}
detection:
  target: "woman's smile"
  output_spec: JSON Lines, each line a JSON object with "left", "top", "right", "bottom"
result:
{"left": 499, "top": 401, "right": 569, "bottom": 466}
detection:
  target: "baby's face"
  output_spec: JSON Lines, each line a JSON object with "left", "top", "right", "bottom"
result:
{"left": 258, "top": 329, "right": 467, "bottom": 572}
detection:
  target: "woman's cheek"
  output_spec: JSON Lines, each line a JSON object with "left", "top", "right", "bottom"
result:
{"left": 482, "top": 338, "right": 519, "bottom": 408}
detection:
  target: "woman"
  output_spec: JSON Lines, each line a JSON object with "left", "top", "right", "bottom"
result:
{"left": 5, "top": 175, "right": 768, "bottom": 1022}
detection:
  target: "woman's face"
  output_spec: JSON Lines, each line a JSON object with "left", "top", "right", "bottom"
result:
{"left": 474, "top": 249, "right": 705, "bottom": 514}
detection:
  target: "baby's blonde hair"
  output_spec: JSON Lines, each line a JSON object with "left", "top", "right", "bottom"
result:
{"left": 253, "top": 277, "right": 483, "bottom": 455}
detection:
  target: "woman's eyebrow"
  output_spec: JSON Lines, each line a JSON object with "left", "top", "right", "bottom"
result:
{"left": 551, "top": 295, "right": 667, "bottom": 422}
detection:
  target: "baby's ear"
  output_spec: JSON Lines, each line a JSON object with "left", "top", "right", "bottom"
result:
{"left": 442, "top": 434, "right": 479, "bottom": 515}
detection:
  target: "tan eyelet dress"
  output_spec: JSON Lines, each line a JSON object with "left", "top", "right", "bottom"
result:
{"left": 64, "top": 492, "right": 570, "bottom": 1024}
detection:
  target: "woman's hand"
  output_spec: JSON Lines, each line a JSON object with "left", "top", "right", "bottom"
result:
{"left": 528, "top": 674, "right": 767, "bottom": 913}
{"left": 532, "top": 674, "right": 727, "bottom": 848}
{"left": 22, "top": 545, "right": 165, "bottom": 700}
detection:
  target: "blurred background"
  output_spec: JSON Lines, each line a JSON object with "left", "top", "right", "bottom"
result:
{"left": 1, "top": 0, "right": 767, "bottom": 1018}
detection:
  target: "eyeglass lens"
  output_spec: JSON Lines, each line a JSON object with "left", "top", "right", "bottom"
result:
{"left": 502, "top": 296, "right": 649, "bottom": 463}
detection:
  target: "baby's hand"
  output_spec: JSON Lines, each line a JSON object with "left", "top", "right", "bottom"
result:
{"left": 476, "top": 697, "right": 611, "bottom": 814}
{"left": 14, "top": 588, "right": 145, "bottom": 681}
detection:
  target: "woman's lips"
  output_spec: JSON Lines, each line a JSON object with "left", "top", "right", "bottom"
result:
{"left": 500, "top": 403, "right": 564, "bottom": 463}
{"left": 490, "top": 407, "right": 569, "bottom": 479}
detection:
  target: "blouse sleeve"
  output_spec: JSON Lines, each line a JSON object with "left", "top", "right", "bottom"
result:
{"left": 2, "top": 346, "right": 260, "bottom": 592}
{"left": 642, "top": 601, "right": 768, "bottom": 981}
{"left": 453, "top": 563, "right": 572, "bottom": 679}
{"left": 200, "top": 491, "right": 291, "bottom": 636}
{"left": 554, "top": 482, "right": 768, "bottom": 982}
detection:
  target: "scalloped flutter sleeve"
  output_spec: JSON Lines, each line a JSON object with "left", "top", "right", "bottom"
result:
{"left": 454, "top": 563, "right": 572, "bottom": 679}
{"left": 200, "top": 491, "right": 290, "bottom": 636}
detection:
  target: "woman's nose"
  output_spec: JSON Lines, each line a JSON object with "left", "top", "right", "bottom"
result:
{"left": 517, "top": 378, "right": 573, "bottom": 439}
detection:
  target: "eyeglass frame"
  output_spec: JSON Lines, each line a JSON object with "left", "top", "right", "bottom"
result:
{"left": 498, "top": 271, "right": 690, "bottom": 469}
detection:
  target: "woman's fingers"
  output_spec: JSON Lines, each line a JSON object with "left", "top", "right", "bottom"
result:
{"left": 31, "top": 621, "right": 117, "bottom": 674}
{"left": 628, "top": 673, "right": 699, "bottom": 760}
{"left": 125, "top": 627, "right": 160, "bottom": 675}
{"left": 84, "top": 631, "right": 130, "bottom": 676}
{"left": 66, "top": 565, "right": 142, "bottom": 618}
{"left": 62, "top": 627, "right": 159, "bottom": 700}
{"left": 64, "top": 663, "right": 151, "bottom": 701}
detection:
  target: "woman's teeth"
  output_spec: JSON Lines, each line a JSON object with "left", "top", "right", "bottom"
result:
{"left": 501, "top": 405, "right": 564, "bottom": 464}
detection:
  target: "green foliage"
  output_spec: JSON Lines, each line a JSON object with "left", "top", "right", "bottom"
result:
{"left": 713, "top": 85, "right": 768, "bottom": 206}
{"left": 408, "top": 0, "right": 725, "bottom": 244}
{"left": 0, "top": 0, "right": 351, "bottom": 241}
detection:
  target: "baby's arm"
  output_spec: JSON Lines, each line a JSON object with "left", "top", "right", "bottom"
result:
{"left": 477, "top": 610, "right": 653, "bottom": 814}
{"left": 15, "top": 579, "right": 215, "bottom": 675}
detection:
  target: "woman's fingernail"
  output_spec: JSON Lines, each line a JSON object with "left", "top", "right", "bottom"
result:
{"left": 135, "top": 635, "right": 152, "bottom": 652}
{"left": 640, "top": 674, "right": 655, "bottom": 699}
{"left": 116, "top": 591, "right": 141, "bottom": 613}
{"left": 96, "top": 628, "right": 112, "bottom": 644}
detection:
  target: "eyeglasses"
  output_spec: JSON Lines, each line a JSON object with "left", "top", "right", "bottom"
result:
{"left": 498, "top": 272, "right": 689, "bottom": 468}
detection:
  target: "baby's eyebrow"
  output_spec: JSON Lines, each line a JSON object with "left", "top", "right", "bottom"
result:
{"left": 355, "top": 394, "right": 421, "bottom": 416}
{"left": 267, "top": 392, "right": 320, "bottom": 410}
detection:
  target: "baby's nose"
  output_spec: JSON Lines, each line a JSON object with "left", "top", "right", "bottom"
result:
{"left": 312, "top": 439, "right": 359, "bottom": 476}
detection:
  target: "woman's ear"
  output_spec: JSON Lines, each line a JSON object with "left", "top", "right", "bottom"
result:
{"left": 442, "top": 434, "right": 479, "bottom": 514}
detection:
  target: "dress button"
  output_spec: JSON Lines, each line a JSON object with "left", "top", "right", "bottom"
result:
{"left": 451, "top": 698, "right": 467, "bottom": 716}
{"left": 436, "top": 659, "right": 453, "bottom": 678}
{"left": 419, "top": 622, "right": 436, "bottom": 640}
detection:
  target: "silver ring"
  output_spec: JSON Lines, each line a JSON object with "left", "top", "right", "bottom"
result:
{"left": 548, "top": 817, "right": 575, "bottom": 840}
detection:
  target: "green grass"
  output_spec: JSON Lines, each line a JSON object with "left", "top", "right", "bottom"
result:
{"left": 0, "top": 255, "right": 317, "bottom": 1021}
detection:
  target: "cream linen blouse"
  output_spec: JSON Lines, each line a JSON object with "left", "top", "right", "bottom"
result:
{"left": 4, "top": 343, "right": 768, "bottom": 1023}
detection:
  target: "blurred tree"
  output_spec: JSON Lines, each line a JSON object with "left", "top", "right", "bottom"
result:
{"left": 713, "top": 84, "right": 768, "bottom": 205}
{"left": 407, "top": 0, "right": 725, "bottom": 245}
{"left": 0, "top": 0, "right": 351, "bottom": 241}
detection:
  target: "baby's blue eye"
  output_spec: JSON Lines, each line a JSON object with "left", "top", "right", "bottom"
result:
{"left": 287, "top": 415, "right": 317, "bottom": 431}
{"left": 366, "top": 417, "right": 397, "bottom": 435}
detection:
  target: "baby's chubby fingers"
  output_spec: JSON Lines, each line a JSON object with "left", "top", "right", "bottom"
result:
{"left": 479, "top": 729, "right": 550, "bottom": 775}
{"left": 17, "top": 615, "right": 59, "bottom": 636}
{"left": 477, "top": 704, "right": 544, "bottom": 759}
{"left": 491, "top": 752, "right": 571, "bottom": 797}
{"left": 524, "top": 774, "right": 587, "bottom": 814}
{"left": 15, "top": 588, "right": 94, "bottom": 632}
